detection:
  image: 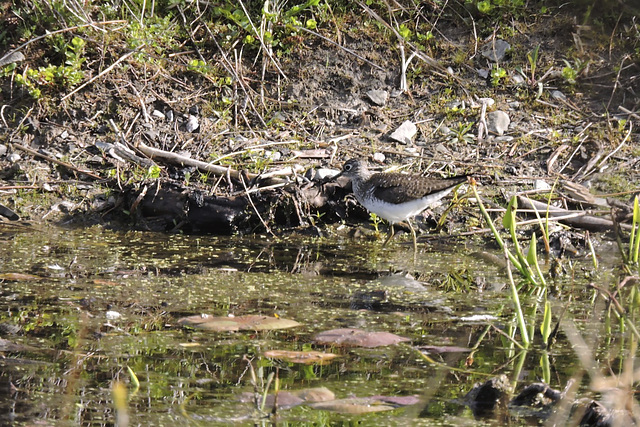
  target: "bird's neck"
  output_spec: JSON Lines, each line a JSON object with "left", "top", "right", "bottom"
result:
{"left": 350, "top": 169, "right": 373, "bottom": 195}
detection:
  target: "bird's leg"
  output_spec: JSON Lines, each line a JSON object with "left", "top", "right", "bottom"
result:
{"left": 382, "top": 223, "right": 395, "bottom": 247}
{"left": 407, "top": 220, "right": 418, "bottom": 255}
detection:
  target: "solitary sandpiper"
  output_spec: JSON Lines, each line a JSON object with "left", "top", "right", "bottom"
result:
{"left": 335, "top": 158, "right": 468, "bottom": 252}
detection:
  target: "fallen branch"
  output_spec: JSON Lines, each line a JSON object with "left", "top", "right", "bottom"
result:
{"left": 137, "top": 141, "right": 288, "bottom": 186}
{"left": 516, "top": 196, "right": 630, "bottom": 232}
{"left": 12, "top": 143, "right": 102, "bottom": 180}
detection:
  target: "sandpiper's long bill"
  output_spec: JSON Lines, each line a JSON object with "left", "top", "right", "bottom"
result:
{"left": 335, "top": 158, "right": 468, "bottom": 252}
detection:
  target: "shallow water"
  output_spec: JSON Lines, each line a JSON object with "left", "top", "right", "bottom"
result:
{"left": 0, "top": 224, "right": 630, "bottom": 425}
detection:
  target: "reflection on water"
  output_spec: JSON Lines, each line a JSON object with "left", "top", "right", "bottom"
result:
{"left": 0, "top": 224, "right": 613, "bottom": 425}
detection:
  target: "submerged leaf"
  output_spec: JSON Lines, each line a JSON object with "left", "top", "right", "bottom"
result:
{"left": 313, "top": 328, "right": 410, "bottom": 348}
{"left": 264, "top": 349, "right": 338, "bottom": 364}
{"left": 310, "top": 395, "right": 418, "bottom": 414}
{"left": 0, "top": 273, "right": 43, "bottom": 281}
{"left": 177, "top": 314, "right": 301, "bottom": 331}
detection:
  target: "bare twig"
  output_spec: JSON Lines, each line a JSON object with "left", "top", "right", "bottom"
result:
{"left": 61, "top": 50, "right": 137, "bottom": 101}
{"left": 240, "top": 174, "right": 275, "bottom": 237}
{"left": 12, "top": 143, "right": 102, "bottom": 180}
{"left": 0, "top": 20, "right": 126, "bottom": 65}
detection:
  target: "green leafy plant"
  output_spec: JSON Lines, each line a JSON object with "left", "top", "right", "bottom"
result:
{"left": 469, "top": 0, "right": 526, "bottom": 18}
{"left": 627, "top": 196, "right": 640, "bottom": 266}
{"left": 145, "top": 165, "right": 162, "bottom": 179}
{"left": 561, "top": 59, "right": 578, "bottom": 84}
{"left": 472, "top": 184, "right": 556, "bottom": 348}
{"left": 450, "top": 122, "right": 475, "bottom": 144}
{"left": 12, "top": 36, "right": 86, "bottom": 99}
{"left": 213, "top": 0, "right": 321, "bottom": 54}
{"left": 490, "top": 65, "right": 507, "bottom": 86}
{"left": 369, "top": 212, "right": 383, "bottom": 235}
{"left": 526, "top": 44, "right": 540, "bottom": 84}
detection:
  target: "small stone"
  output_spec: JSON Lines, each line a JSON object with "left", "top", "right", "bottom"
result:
{"left": 366, "top": 89, "right": 388, "bottom": 106}
{"left": 0, "top": 51, "right": 25, "bottom": 67}
{"left": 508, "top": 101, "right": 521, "bottom": 109}
{"left": 372, "top": 152, "right": 385, "bottom": 163}
{"left": 535, "top": 180, "right": 551, "bottom": 191}
{"left": 477, "top": 68, "right": 489, "bottom": 79}
{"left": 445, "top": 100, "right": 462, "bottom": 109}
{"left": 551, "top": 90, "right": 567, "bottom": 101}
{"left": 106, "top": 310, "right": 122, "bottom": 320}
{"left": 189, "top": 105, "right": 199, "bottom": 115}
{"left": 185, "top": 115, "right": 199, "bottom": 132}
{"left": 487, "top": 111, "right": 511, "bottom": 135}
{"left": 152, "top": 109, "right": 165, "bottom": 120}
{"left": 42, "top": 183, "right": 54, "bottom": 192}
{"left": 264, "top": 150, "right": 281, "bottom": 161}
{"left": 511, "top": 73, "right": 525, "bottom": 85}
{"left": 166, "top": 110, "right": 174, "bottom": 122}
{"left": 60, "top": 130, "right": 69, "bottom": 139}
{"left": 439, "top": 126, "right": 452, "bottom": 136}
{"left": 446, "top": 66, "right": 454, "bottom": 76}
{"left": 0, "top": 144, "right": 7, "bottom": 156}
{"left": 389, "top": 120, "right": 417, "bottom": 144}
{"left": 476, "top": 97, "right": 495, "bottom": 107}
{"left": 307, "top": 167, "right": 339, "bottom": 181}
{"left": 8, "top": 153, "right": 20, "bottom": 163}
{"left": 494, "top": 136, "right": 514, "bottom": 143}
{"left": 481, "top": 39, "right": 511, "bottom": 62}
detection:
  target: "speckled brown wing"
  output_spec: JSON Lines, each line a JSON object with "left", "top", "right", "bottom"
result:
{"left": 371, "top": 174, "right": 468, "bottom": 204}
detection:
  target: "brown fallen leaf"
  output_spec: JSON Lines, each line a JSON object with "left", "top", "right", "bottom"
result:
{"left": 264, "top": 349, "right": 338, "bottom": 365}
{"left": 0, "top": 273, "right": 43, "bottom": 281}
{"left": 177, "top": 314, "right": 301, "bottom": 331}
{"left": 313, "top": 328, "right": 410, "bottom": 348}
{"left": 310, "top": 397, "right": 397, "bottom": 414}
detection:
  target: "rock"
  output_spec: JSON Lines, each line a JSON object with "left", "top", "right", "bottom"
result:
{"left": 508, "top": 101, "right": 521, "bottom": 109}
{"left": 389, "top": 120, "right": 417, "bottom": 144}
{"left": 0, "top": 51, "right": 25, "bottom": 67}
{"left": 166, "top": 110, "right": 174, "bottom": 122}
{"left": 463, "top": 375, "right": 510, "bottom": 417}
{"left": 494, "top": 136, "right": 514, "bottom": 143}
{"left": 8, "top": 153, "right": 20, "bottom": 163}
{"left": 0, "top": 203, "right": 19, "bottom": 221}
{"left": 551, "top": 90, "right": 567, "bottom": 101}
{"left": 445, "top": 100, "right": 462, "bottom": 109}
{"left": 185, "top": 115, "right": 199, "bottom": 132}
{"left": 306, "top": 167, "right": 338, "bottom": 181}
{"left": 511, "top": 73, "right": 525, "bottom": 85}
{"left": 366, "top": 89, "right": 388, "bottom": 106}
{"left": 535, "top": 180, "right": 551, "bottom": 191}
{"left": 481, "top": 39, "right": 511, "bottom": 62}
{"left": 152, "top": 109, "right": 165, "bottom": 120}
{"left": 372, "top": 152, "right": 385, "bottom": 163}
{"left": 487, "top": 111, "right": 511, "bottom": 135}
{"left": 0, "top": 144, "right": 7, "bottom": 157}
{"left": 106, "top": 310, "right": 122, "bottom": 320}
{"left": 477, "top": 68, "right": 489, "bottom": 79}
{"left": 473, "top": 97, "right": 495, "bottom": 108}
{"left": 439, "top": 126, "right": 452, "bottom": 136}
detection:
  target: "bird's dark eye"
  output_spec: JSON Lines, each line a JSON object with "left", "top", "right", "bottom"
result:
{"left": 345, "top": 164, "right": 352, "bottom": 171}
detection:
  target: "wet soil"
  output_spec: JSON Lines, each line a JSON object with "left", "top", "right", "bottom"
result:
{"left": 0, "top": 3, "right": 638, "bottom": 237}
